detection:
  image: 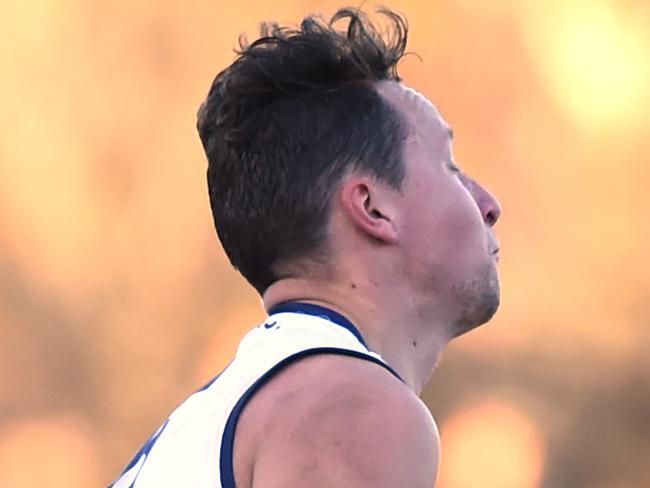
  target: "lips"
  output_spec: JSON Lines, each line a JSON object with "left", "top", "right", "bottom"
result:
{"left": 488, "top": 233, "right": 500, "bottom": 261}
{"left": 491, "top": 248, "right": 500, "bottom": 262}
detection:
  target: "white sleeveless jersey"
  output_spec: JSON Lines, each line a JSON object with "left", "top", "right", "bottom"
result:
{"left": 109, "top": 302, "right": 400, "bottom": 488}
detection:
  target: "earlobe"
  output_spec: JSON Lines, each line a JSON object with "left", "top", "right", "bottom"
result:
{"left": 340, "top": 179, "right": 399, "bottom": 244}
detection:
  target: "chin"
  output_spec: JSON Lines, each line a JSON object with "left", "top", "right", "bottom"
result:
{"left": 450, "top": 271, "right": 500, "bottom": 338}
{"left": 451, "top": 299, "right": 499, "bottom": 338}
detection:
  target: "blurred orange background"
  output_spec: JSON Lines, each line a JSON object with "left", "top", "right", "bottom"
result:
{"left": 1, "top": 1, "right": 649, "bottom": 486}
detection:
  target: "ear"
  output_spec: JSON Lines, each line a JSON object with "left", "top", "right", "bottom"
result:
{"left": 339, "top": 177, "right": 399, "bottom": 244}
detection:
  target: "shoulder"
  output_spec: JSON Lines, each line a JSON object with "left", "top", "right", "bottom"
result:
{"left": 234, "top": 353, "right": 439, "bottom": 488}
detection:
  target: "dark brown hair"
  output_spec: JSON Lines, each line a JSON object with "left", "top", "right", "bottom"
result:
{"left": 197, "top": 7, "right": 409, "bottom": 294}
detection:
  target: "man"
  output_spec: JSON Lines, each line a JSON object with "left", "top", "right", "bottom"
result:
{"left": 110, "top": 6, "right": 501, "bottom": 487}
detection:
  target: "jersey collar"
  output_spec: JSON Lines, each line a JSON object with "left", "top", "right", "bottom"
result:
{"left": 267, "top": 301, "right": 369, "bottom": 350}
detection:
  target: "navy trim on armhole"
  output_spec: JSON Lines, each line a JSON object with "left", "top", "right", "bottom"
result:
{"left": 219, "top": 347, "right": 403, "bottom": 488}
{"left": 107, "top": 418, "right": 170, "bottom": 488}
{"left": 108, "top": 369, "right": 227, "bottom": 487}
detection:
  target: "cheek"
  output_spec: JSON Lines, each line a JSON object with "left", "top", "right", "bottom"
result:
{"left": 442, "top": 189, "right": 485, "bottom": 248}
{"left": 446, "top": 187, "right": 488, "bottom": 264}
{"left": 401, "top": 182, "right": 487, "bottom": 273}
{"left": 427, "top": 180, "right": 484, "bottom": 242}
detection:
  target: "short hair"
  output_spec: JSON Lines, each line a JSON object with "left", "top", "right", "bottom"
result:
{"left": 197, "top": 7, "right": 409, "bottom": 294}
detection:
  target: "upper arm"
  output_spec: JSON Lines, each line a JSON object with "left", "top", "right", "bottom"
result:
{"left": 248, "top": 356, "right": 439, "bottom": 488}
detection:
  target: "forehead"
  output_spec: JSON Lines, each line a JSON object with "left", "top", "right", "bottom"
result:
{"left": 375, "top": 81, "right": 451, "bottom": 143}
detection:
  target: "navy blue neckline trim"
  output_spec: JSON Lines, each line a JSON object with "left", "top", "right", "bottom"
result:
{"left": 267, "top": 301, "right": 369, "bottom": 349}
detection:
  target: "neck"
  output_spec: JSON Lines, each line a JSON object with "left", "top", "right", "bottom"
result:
{"left": 262, "top": 277, "right": 452, "bottom": 395}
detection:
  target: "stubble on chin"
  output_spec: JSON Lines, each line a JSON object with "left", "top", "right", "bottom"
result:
{"left": 449, "top": 266, "right": 500, "bottom": 338}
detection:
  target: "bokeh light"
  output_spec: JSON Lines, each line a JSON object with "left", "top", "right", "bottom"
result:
{"left": 524, "top": 0, "right": 650, "bottom": 132}
{"left": 437, "top": 401, "right": 545, "bottom": 488}
{"left": 0, "top": 417, "right": 100, "bottom": 487}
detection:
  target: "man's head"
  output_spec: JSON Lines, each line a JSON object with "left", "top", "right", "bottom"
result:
{"left": 197, "top": 7, "right": 501, "bottom": 334}
{"left": 197, "top": 8, "right": 409, "bottom": 295}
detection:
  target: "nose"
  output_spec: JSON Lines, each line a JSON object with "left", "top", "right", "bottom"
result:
{"left": 463, "top": 176, "right": 502, "bottom": 227}
{"left": 481, "top": 186, "right": 501, "bottom": 227}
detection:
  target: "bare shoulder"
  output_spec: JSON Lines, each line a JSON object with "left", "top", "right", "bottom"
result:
{"left": 234, "top": 353, "right": 439, "bottom": 488}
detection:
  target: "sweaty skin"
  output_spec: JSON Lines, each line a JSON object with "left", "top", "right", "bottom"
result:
{"left": 233, "top": 81, "right": 501, "bottom": 487}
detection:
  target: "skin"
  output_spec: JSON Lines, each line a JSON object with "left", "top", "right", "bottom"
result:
{"left": 233, "top": 81, "right": 502, "bottom": 487}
